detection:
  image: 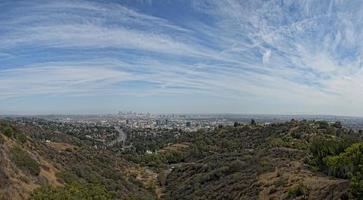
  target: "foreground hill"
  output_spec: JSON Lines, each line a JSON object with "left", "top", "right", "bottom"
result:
{"left": 161, "top": 121, "right": 352, "bottom": 199}
{"left": 1, "top": 119, "right": 363, "bottom": 199}
{"left": 0, "top": 120, "right": 155, "bottom": 200}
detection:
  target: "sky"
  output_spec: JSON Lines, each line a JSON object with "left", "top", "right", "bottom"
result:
{"left": 1, "top": 0, "right": 363, "bottom": 115}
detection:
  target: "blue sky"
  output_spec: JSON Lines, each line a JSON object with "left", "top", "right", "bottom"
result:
{"left": 1, "top": 0, "right": 363, "bottom": 115}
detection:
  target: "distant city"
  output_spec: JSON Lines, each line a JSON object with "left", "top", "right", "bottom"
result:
{"left": 3, "top": 111, "right": 363, "bottom": 131}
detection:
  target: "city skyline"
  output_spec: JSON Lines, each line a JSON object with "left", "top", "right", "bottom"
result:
{"left": 2, "top": 0, "right": 363, "bottom": 116}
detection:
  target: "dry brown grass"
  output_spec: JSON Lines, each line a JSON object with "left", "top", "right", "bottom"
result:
{"left": 258, "top": 161, "right": 349, "bottom": 200}
{"left": 47, "top": 142, "right": 76, "bottom": 151}
{"left": 158, "top": 143, "right": 189, "bottom": 154}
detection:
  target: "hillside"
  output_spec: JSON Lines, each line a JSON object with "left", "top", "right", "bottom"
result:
{"left": 0, "top": 120, "right": 156, "bottom": 200}
{"left": 162, "top": 121, "right": 352, "bottom": 200}
{"left": 1, "top": 119, "right": 362, "bottom": 199}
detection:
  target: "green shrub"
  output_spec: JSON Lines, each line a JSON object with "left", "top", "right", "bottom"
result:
{"left": 10, "top": 146, "right": 40, "bottom": 176}
{"left": 316, "top": 121, "right": 329, "bottom": 129}
{"left": 163, "top": 150, "right": 185, "bottom": 164}
{"left": 333, "top": 121, "right": 343, "bottom": 129}
{"left": 228, "top": 160, "right": 245, "bottom": 173}
{"left": 0, "top": 135, "right": 4, "bottom": 144}
{"left": 274, "top": 176, "right": 288, "bottom": 188}
{"left": 56, "top": 171, "right": 80, "bottom": 184}
{"left": 158, "top": 171, "right": 167, "bottom": 186}
{"left": 309, "top": 137, "right": 352, "bottom": 169}
{"left": 287, "top": 184, "right": 306, "bottom": 198}
{"left": 267, "top": 136, "right": 307, "bottom": 150}
{"left": 126, "top": 194, "right": 154, "bottom": 200}
{"left": 15, "top": 132, "right": 27, "bottom": 143}
{"left": 30, "top": 182, "right": 114, "bottom": 200}
{"left": 0, "top": 125, "right": 27, "bottom": 143}
{"left": 2, "top": 126, "right": 13, "bottom": 138}
{"left": 324, "top": 143, "right": 363, "bottom": 198}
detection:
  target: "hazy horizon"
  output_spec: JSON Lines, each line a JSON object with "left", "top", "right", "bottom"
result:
{"left": 2, "top": 111, "right": 363, "bottom": 119}
{"left": 2, "top": 0, "right": 363, "bottom": 116}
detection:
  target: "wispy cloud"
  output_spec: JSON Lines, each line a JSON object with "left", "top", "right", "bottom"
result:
{"left": 0, "top": 61, "right": 132, "bottom": 98}
{"left": 1, "top": 0, "right": 363, "bottom": 114}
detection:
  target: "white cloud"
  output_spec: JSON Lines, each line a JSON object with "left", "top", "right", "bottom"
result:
{"left": 3, "top": 0, "right": 363, "bottom": 115}
{"left": 262, "top": 49, "right": 271, "bottom": 64}
{"left": 0, "top": 62, "right": 133, "bottom": 98}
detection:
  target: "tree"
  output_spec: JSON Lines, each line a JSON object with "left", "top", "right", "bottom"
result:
{"left": 333, "top": 121, "right": 343, "bottom": 129}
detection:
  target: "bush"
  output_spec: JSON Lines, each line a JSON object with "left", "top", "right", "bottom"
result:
{"left": 0, "top": 125, "right": 27, "bottom": 143}
{"left": 163, "top": 150, "right": 185, "bottom": 164}
{"left": 56, "top": 171, "right": 80, "bottom": 184}
{"left": 0, "top": 135, "right": 4, "bottom": 144}
{"left": 333, "top": 121, "right": 343, "bottom": 129}
{"left": 15, "top": 132, "right": 27, "bottom": 143}
{"left": 2, "top": 126, "right": 13, "bottom": 138}
{"left": 10, "top": 146, "right": 40, "bottom": 176}
{"left": 287, "top": 184, "right": 306, "bottom": 198}
{"left": 324, "top": 143, "right": 363, "bottom": 198}
{"left": 228, "top": 160, "right": 245, "bottom": 173}
{"left": 317, "top": 121, "right": 329, "bottom": 129}
{"left": 30, "top": 182, "right": 114, "bottom": 200}
{"left": 158, "top": 171, "right": 167, "bottom": 186}
{"left": 126, "top": 194, "right": 154, "bottom": 200}
{"left": 274, "top": 176, "right": 288, "bottom": 188}
{"left": 309, "top": 137, "right": 352, "bottom": 169}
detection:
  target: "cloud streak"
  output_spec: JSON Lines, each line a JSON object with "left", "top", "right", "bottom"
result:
{"left": 1, "top": 0, "right": 363, "bottom": 115}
